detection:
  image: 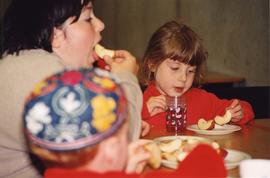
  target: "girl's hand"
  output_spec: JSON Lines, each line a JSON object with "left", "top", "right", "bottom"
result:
{"left": 141, "top": 120, "right": 150, "bottom": 137}
{"left": 125, "top": 140, "right": 151, "bottom": 174}
{"left": 103, "top": 50, "right": 138, "bottom": 75}
{"left": 227, "top": 99, "right": 244, "bottom": 122}
{"left": 146, "top": 95, "right": 166, "bottom": 116}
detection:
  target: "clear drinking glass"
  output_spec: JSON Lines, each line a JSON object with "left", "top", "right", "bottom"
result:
{"left": 165, "top": 95, "right": 187, "bottom": 135}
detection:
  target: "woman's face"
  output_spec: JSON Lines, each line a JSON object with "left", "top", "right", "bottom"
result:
{"left": 53, "top": 2, "right": 104, "bottom": 68}
{"left": 154, "top": 58, "right": 196, "bottom": 96}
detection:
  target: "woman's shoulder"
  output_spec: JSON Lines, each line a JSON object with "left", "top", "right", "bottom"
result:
{"left": 0, "top": 49, "right": 65, "bottom": 92}
{"left": 1, "top": 49, "right": 63, "bottom": 68}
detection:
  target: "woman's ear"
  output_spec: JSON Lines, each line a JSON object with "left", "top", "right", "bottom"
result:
{"left": 52, "top": 27, "right": 65, "bottom": 49}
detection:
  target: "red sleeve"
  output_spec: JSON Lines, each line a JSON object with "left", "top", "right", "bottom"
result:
{"left": 142, "top": 99, "right": 151, "bottom": 120}
{"left": 141, "top": 83, "right": 160, "bottom": 121}
{"left": 187, "top": 89, "right": 254, "bottom": 125}
{"left": 143, "top": 144, "right": 227, "bottom": 178}
{"left": 45, "top": 169, "right": 139, "bottom": 178}
{"left": 175, "top": 144, "right": 227, "bottom": 177}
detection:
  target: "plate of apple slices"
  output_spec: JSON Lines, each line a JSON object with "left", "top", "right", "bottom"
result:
{"left": 187, "top": 110, "right": 241, "bottom": 135}
{"left": 187, "top": 124, "right": 241, "bottom": 135}
{"left": 153, "top": 136, "right": 225, "bottom": 169}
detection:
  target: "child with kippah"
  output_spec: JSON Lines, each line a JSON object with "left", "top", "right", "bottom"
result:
{"left": 23, "top": 68, "right": 150, "bottom": 177}
{"left": 23, "top": 68, "right": 227, "bottom": 178}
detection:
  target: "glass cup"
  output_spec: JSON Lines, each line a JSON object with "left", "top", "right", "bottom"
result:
{"left": 240, "top": 159, "right": 270, "bottom": 178}
{"left": 165, "top": 95, "right": 187, "bottom": 134}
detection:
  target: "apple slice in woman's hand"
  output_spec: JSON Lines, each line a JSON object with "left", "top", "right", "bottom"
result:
{"left": 94, "top": 44, "right": 115, "bottom": 58}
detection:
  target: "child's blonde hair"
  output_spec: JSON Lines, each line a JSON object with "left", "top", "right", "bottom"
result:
{"left": 140, "top": 21, "right": 208, "bottom": 87}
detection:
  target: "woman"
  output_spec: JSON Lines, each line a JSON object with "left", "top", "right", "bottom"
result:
{"left": 0, "top": 0, "right": 148, "bottom": 177}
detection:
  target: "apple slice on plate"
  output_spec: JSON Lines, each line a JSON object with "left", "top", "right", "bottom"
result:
{"left": 215, "top": 110, "right": 232, "bottom": 126}
{"left": 197, "top": 118, "right": 215, "bottom": 130}
{"left": 144, "top": 141, "right": 162, "bottom": 169}
{"left": 159, "top": 139, "right": 182, "bottom": 153}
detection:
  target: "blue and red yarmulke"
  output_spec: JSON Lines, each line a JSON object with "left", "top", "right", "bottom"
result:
{"left": 23, "top": 68, "right": 127, "bottom": 151}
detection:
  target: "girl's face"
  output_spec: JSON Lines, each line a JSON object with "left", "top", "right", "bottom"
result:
{"left": 53, "top": 2, "right": 104, "bottom": 68}
{"left": 154, "top": 58, "right": 196, "bottom": 96}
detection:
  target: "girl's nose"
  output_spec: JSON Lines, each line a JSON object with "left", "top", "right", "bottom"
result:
{"left": 177, "top": 71, "right": 187, "bottom": 82}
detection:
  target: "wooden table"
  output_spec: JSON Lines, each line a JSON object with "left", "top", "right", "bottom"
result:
{"left": 142, "top": 119, "right": 270, "bottom": 177}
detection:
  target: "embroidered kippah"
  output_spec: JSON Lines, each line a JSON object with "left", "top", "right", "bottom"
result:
{"left": 23, "top": 68, "right": 127, "bottom": 151}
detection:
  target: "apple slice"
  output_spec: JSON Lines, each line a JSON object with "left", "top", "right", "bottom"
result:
{"left": 197, "top": 118, "right": 215, "bottom": 130}
{"left": 144, "top": 142, "right": 161, "bottom": 169}
{"left": 218, "top": 148, "right": 228, "bottom": 159}
{"left": 94, "top": 44, "right": 115, "bottom": 58}
{"left": 159, "top": 139, "right": 182, "bottom": 153}
{"left": 162, "top": 152, "right": 178, "bottom": 162}
{"left": 214, "top": 110, "right": 232, "bottom": 126}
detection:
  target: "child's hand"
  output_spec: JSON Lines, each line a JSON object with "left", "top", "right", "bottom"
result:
{"left": 146, "top": 95, "right": 166, "bottom": 116}
{"left": 141, "top": 120, "right": 151, "bottom": 137}
{"left": 227, "top": 99, "right": 244, "bottom": 122}
{"left": 103, "top": 50, "right": 139, "bottom": 75}
{"left": 125, "top": 139, "right": 151, "bottom": 174}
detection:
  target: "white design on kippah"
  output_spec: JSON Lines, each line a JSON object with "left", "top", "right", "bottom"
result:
{"left": 26, "top": 102, "right": 52, "bottom": 135}
{"left": 52, "top": 86, "right": 88, "bottom": 118}
{"left": 59, "top": 92, "right": 81, "bottom": 113}
{"left": 43, "top": 122, "right": 91, "bottom": 143}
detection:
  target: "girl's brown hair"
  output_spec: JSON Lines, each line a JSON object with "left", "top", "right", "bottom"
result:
{"left": 139, "top": 21, "right": 208, "bottom": 87}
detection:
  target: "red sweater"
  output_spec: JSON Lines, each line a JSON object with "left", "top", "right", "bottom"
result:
{"left": 142, "top": 82, "right": 254, "bottom": 126}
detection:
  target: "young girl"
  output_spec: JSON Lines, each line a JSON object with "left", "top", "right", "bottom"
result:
{"left": 140, "top": 21, "right": 254, "bottom": 127}
{"left": 0, "top": 0, "right": 147, "bottom": 177}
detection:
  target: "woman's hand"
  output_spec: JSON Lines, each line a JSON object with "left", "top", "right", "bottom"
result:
{"left": 146, "top": 95, "right": 166, "bottom": 116}
{"left": 125, "top": 139, "right": 150, "bottom": 174}
{"left": 103, "top": 50, "right": 138, "bottom": 75}
{"left": 227, "top": 99, "right": 244, "bottom": 122}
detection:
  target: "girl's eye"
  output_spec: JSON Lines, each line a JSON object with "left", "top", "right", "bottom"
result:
{"left": 188, "top": 69, "right": 196, "bottom": 73}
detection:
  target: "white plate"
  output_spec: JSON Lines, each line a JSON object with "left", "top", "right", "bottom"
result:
{"left": 186, "top": 124, "right": 241, "bottom": 135}
{"left": 154, "top": 135, "right": 213, "bottom": 144}
{"left": 160, "top": 148, "right": 251, "bottom": 170}
{"left": 154, "top": 136, "right": 215, "bottom": 169}
{"left": 225, "top": 149, "right": 251, "bottom": 170}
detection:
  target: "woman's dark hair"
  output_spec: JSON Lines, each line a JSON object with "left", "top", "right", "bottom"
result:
{"left": 1, "top": 0, "right": 91, "bottom": 57}
{"left": 139, "top": 21, "right": 208, "bottom": 87}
